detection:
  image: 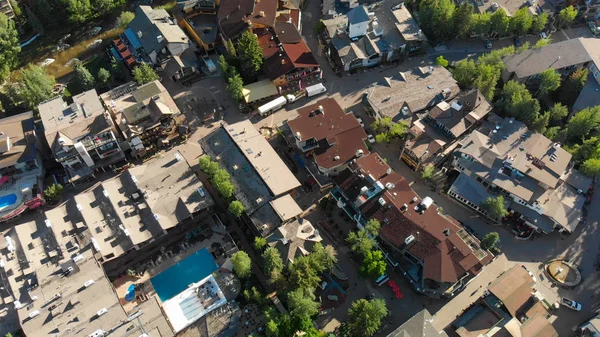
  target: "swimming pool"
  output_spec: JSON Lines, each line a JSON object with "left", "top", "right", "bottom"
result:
{"left": 0, "top": 194, "right": 17, "bottom": 208}
{"left": 150, "top": 248, "right": 218, "bottom": 302}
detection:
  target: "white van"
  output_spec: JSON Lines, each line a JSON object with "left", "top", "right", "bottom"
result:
{"left": 258, "top": 96, "right": 288, "bottom": 116}
{"left": 305, "top": 83, "right": 327, "bottom": 97}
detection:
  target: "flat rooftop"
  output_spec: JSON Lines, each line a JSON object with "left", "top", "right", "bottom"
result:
{"left": 0, "top": 111, "right": 37, "bottom": 169}
{"left": 224, "top": 120, "right": 300, "bottom": 196}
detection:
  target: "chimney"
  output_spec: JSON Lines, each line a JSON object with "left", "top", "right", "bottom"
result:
{"left": 259, "top": 10, "right": 265, "bottom": 17}
{"left": 281, "top": 59, "right": 285, "bottom": 65}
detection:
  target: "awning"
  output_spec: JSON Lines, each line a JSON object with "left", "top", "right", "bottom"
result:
{"left": 124, "top": 28, "right": 142, "bottom": 50}
{"left": 242, "top": 79, "right": 279, "bottom": 103}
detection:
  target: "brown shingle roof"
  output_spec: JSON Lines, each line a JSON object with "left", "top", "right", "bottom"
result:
{"left": 341, "top": 170, "right": 491, "bottom": 284}
{"left": 252, "top": 0, "right": 277, "bottom": 27}
{"left": 313, "top": 126, "right": 368, "bottom": 169}
{"left": 288, "top": 98, "right": 360, "bottom": 142}
{"left": 352, "top": 153, "right": 390, "bottom": 180}
{"left": 488, "top": 266, "right": 535, "bottom": 316}
{"left": 217, "top": 0, "right": 254, "bottom": 39}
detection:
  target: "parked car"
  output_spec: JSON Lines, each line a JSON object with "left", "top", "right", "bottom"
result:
{"left": 357, "top": 117, "right": 365, "bottom": 127}
{"left": 561, "top": 298, "right": 582, "bottom": 311}
{"left": 540, "top": 31, "right": 548, "bottom": 39}
{"left": 484, "top": 40, "right": 492, "bottom": 49}
{"left": 367, "top": 134, "right": 375, "bottom": 143}
{"left": 513, "top": 37, "right": 522, "bottom": 47}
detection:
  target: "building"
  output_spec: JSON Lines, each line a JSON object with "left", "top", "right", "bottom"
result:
{"left": 174, "top": 3, "right": 219, "bottom": 51}
{"left": 331, "top": 153, "right": 492, "bottom": 298}
{"left": 386, "top": 309, "right": 449, "bottom": 337}
{"left": 259, "top": 22, "right": 321, "bottom": 88}
{"left": 217, "top": 0, "right": 277, "bottom": 40}
{"left": 74, "top": 149, "right": 214, "bottom": 262}
{"left": 324, "top": 2, "right": 424, "bottom": 72}
{"left": 0, "top": 112, "right": 45, "bottom": 223}
{"left": 471, "top": 0, "right": 555, "bottom": 18}
{"left": 39, "top": 89, "right": 125, "bottom": 183}
{"left": 266, "top": 218, "right": 322, "bottom": 265}
{"left": 401, "top": 89, "right": 492, "bottom": 169}
{"left": 449, "top": 265, "right": 558, "bottom": 337}
{"left": 100, "top": 80, "right": 184, "bottom": 158}
{"left": 448, "top": 116, "right": 590, "bottom": 234}
{"left": 0, "top": 0, "right": 14, "bottom": 19}
{"left": 127, "top": 6, "right": 190, "bottom": 64}
{"left": 201, "top": 120, "right": 301, "bottom": 236}
{"left": 1, "top": 204, "right": 174, "bottom": 337}
{"left": 286, "top": 98, "right": 369, "bottom": 177}
{"left": 366, "top": 65, "right": 459, "bottom": 123}
{"left": 502, "top": 37, "right": 600, "bottom": 86}
{"left": 578, "top": 312, "right": 600, "bottom": 336}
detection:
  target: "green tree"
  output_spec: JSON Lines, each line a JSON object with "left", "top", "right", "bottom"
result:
{"left": 548, "top": 103, "right": 569, "bottom": 124}
{"left": 568, "top": 137, "right": 600, "bottom": 163}
{"left": 11, "top": 64, "right": 56, "bottom": 109}
{"left": 471, "top": 12, "right": 491, "bottom": 37}
{"left": 63, "top": 0, "right": 92, "bottom": 24}
{"left": 452, "top": 59, "right": 478, "bottom": 87}
{"left": 254, "top": 236, "right": 267, "bottom": 251}
{"left": 217, "top": 55, "right": 232, "bottom": 77}
{"left": 436, "top": 55, "right": 449, "bottom": 68}
{"left": 480, "top": 195, "right": 509, "bottom": 221}
{"left": 344, "top": 299, "right": 388, "bottom": 337}
{"left": 199, "top": 156, "right": 220, "bottom": 177}
{"left": 265, "top": 320, "right": 279, "bottom": 337}
{"left": 117, "top": 11, "right": 135, "bottom": 28}
{"left": 452, "top": 2, "right": 473, "bottom": 38}
{"left": 566, "top": 107, "right": 600, "bottom": 142}
{"left": 531, "top": 111, "right": 550, "bottom": 133}
{"left": 531, "top": 13, "right": 548, "bottom": 34}
{"left": 509, "top": 8, "right": 533, "bottom": 36}
{"left": 97, "top": 68, "right": 111, "bottom": 87}
{"left": 557, "top": 6, "right": 577, "bottom": 29}
{"left": 237, "top": 30, "right": 263, "bottom": 79}
{"left": 371, "top": 117, "right": 407, "bottom": 142}
{"left": 288, "top": 288, "right": 320, "bottom": 318}
{"left": 421, "top": 165, "right": 435, "bottom": 180}
{"left": 226, "top": 39, "right": 237, "bottom": 57}
{"left": 497, "top": 80, "right": 541, "bottom": 126}
{"left": 74, "top": 62, "right": 95, "bottom": 91}
{"left": 360, "top": 250, "right": 387, "bottom": 279}
{"left": 311, "top": 242, "right": 338, "bottom": 272}
{"left": 544, "top": 126, "right": 563, "bottom": 142}
{"left": 533, "top": 37, "right": 551, "bottom": 49}
{"left": 262, "top": 247, "right": 284, "bottom": 280}
{"left": 365, "top": 218, "right": 380, "bottom": 237}
{"left": 228, "top": 200, "right": 245, "bottom": 217}
{"left": 581, "top": 158, "right": 600, "bottom": 177}
{"left": 289, "top": 255, "right": 322, "bottom": 291}
{"left": 0, "top": 13, "right": 20, "bottom": 81}
{"left": 226, "top": 71, "right": 244, "bottom": 102}
{"left": 230, "top": 251, "right": 252, "bottom": 278}
{"left": 418, "top": 0, "right": 455, "bottom": 42}
{"left": 489, "top": 10, "right": 510, "bottom": 37}
{"left": 537, "top": 68, "right": 561, "bottom": 97}
{"left": 472, "top": 63, "right": 499, "bottom": 101}
{"left": 213, "top": 169, "right": 234, "bottom": 198}
{"left": 44, "top": 183, "right": 64, "bottom": 204}
{"left": 480, "top": 232, "right": 500, "bottom": 250}
{"left": 559, "top": 68, "right": 588, "bottom": 105}
{"left": 110, "top": 58, "right": 127, "bottom": 82}
{"left": 132, "top": 63, "right": 159, "bottom": 85}
{"left": 346, "top": 229, "right": 376, "bottom": 256}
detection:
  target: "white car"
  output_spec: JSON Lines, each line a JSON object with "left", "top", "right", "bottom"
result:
{"left": 367, "top": 134, "right": 375, "bottom": 143}
{"left": 540, "top": 31, "right": 548, "bottom": 39}
{"left": 561, "top": 298, "right": 582, "bottom": 311}
{"left": 357, "top": 117, "right": 365, "bottom": 128}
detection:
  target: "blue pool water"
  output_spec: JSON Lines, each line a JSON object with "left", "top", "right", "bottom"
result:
{"left": 0, "top": 194, "right": 17, "bottom": 208}
{"left": 150, "top": 248, "right": 218, "bottom": 302}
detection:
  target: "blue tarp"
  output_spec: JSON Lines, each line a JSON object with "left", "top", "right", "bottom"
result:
{"left": 110, "top": 48, "right": 123, "bottom": 60}
{"left": 124, "top": 28, "right": 142, "bottom": 50}
{"left": 125, "top": 284, "right": 135, "bottom": 302}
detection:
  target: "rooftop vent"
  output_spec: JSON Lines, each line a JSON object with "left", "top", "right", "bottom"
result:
{"left": 401, "top": 203, "right": 408, "bottom": 211}
{"left": 256, "top": 197, "right": 263, "bottom": 204}
{"left": 84, "top": 279, "right": 95, "bottom": 288}
{"left": 378, "top": 198, "right": 386, "bottom": 206}
{"left": 45, "top": 219, "right": 52, "bottom": 228}
{"left": 553, "top": 142, "right": 561, "bottom": 149}
{"left": 77, "top": 204, "right": 83, "bottom": 212}
{"left": 318, "top": 105, "right": 324, "bottom": 114}
{"left": 89, "top": 330, "right": 107, "bottom": 337}
{"left": 259, "top": 10, "right": 265, "bottom": 17}
{"left": 451, "top": 101, "right": 463, "bottom": 111}
{"left": 97, "top": 308, "right": 108, "bottom": 317}
{"left": 334, "top": 155, "right": 340, "bottom": 161}
{"left": 508, "top": 118, "right": 514, "bottom": 124}
{"left": 401, "top": 106, "right": 409, "bottom": 115}
{"left": 28, "top": 310, "right": 40, "bottom": 319}
{"left": 356, "top": 149, "right": 364, "bottom": 157}
{"left": 404, "top": 235, "right": 415, "bottom": 245}
{"left": 443, "top": 228, "right": 451, "bottom": 236}
{"left": 281, "top": 238, "right": 289, "bottom": 245}
{"left": 386, "top": 168, "right": 392, "bottom": 175}
{"left": 385, "top": 182, "right": 395, "bottom": 189}
{"left": 411, "top": 197, "right": 418, "bottom": 203}
{"left": 360, "top": 186, "right": 368, "bottom": 194}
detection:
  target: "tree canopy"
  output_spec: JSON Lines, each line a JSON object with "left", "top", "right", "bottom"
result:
{"left": 371, "top": 117, "right": 408, "bottom": 143}
{"left": 537, "top": 68, "right": 561, "bottom": 97}
{"left": 566, "top": 107, "right": 600, "bottom": 142}
{"left": 365, "top": 219, "right": 380, "bottom": 237}
{"left": 289, "top": 255, "right": 322, "bottom": 291}
{"left": 11, "top": 64, "right": 56, "bottom": 109}
{"left": 497, "top": 80, "right": 541, "bottom": 127}
{"left": 254, "top": 236, "right": 267, "bottom": 251}
{"left": 310, "top": 242, "right": 338, "bottom": 272}
{"left": 228, "top": 200, "right": 245, "bottom": 217}
{"left": 97, "top": 68, "right": 111, "bottom": 87}
{"left": 262, "top": 247, "right": 284, "bottom": 281}
{"left": 74, "top": 62, "right": 95, "bottom": 91}
{"left": 509, "top": 8, "right": 533, "bottom": 36}
{"left": 481, "top": 195, "right": 509, "bottom": 221}
{"left": 346, "top": 229, "right": 376, "bottom": 256}
{"left": 343, "top": 299, "right": 388, "bottom": 337}
{"left": 360, "top": 250, "right": 387, "bottom": 279}
{"left": 287, "top": 288, "right": 320, "bottom": 318}
{"left": 581, "top": 158, "right": 600, "bottom": 177}
{"left": 0, "top": 13, "right": 20, "bottom": 81}
{"left": 230, "top": 251, "right": 252, "bottom": 278}
{"left": 481, "top": 232, "right": 500, "bottom": 250}
{"left": 418, "top": 0, "right": 455, "bottom": 42}
{"left": 117, "top": 11, "right": 135, "bottom": 28}
{"left": 557, "top": 6, "right": 577, "bottom": 28}
{"left": 237, "top": 31, "right": 263, "bottom": 79}
{"left": 132, "top": 63, "right": 159, "bottom": 85}
{"left": 435, "top": 55, "right": 449, "bottom": 68}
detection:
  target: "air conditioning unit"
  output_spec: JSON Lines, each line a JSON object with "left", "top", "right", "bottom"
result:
{"left": 84, "top": 279, "right": 95, "bottom": 288}
{"left": 97, "top": 308, "right": 108, "bottom": 317}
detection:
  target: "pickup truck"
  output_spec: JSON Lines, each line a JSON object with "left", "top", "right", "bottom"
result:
{"left": 561, "top": 298, "right": 582, "bottom": 311}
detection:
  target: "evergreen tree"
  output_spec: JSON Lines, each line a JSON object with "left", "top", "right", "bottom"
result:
{"left": 237, "top": 30, "right": 263, "bottom": 79}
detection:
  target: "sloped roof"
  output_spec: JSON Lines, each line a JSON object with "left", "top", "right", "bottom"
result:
{"left": 427, "top": 89, "right": 492, "bottom": 138}
{"left": 488, "top": 266, "right": 535, "bottom": 317}
{"left": 129, "top": 6, "right": 189, "bottom": 53}
{"left": 386, "top": 309, "right": 448, "bottom": 337}
{"left": 347, "top": 6, "right": 369, "bottom": 24}
{"left": 0, "top": 111, "right": 36, "bottom": 169}
{"left": 267, "top": 218, "right": 322, "bottom": 264}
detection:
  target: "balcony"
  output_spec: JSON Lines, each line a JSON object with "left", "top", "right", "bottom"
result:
{"left": 80, "top": 131, "right": 117, "bottom": 150}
